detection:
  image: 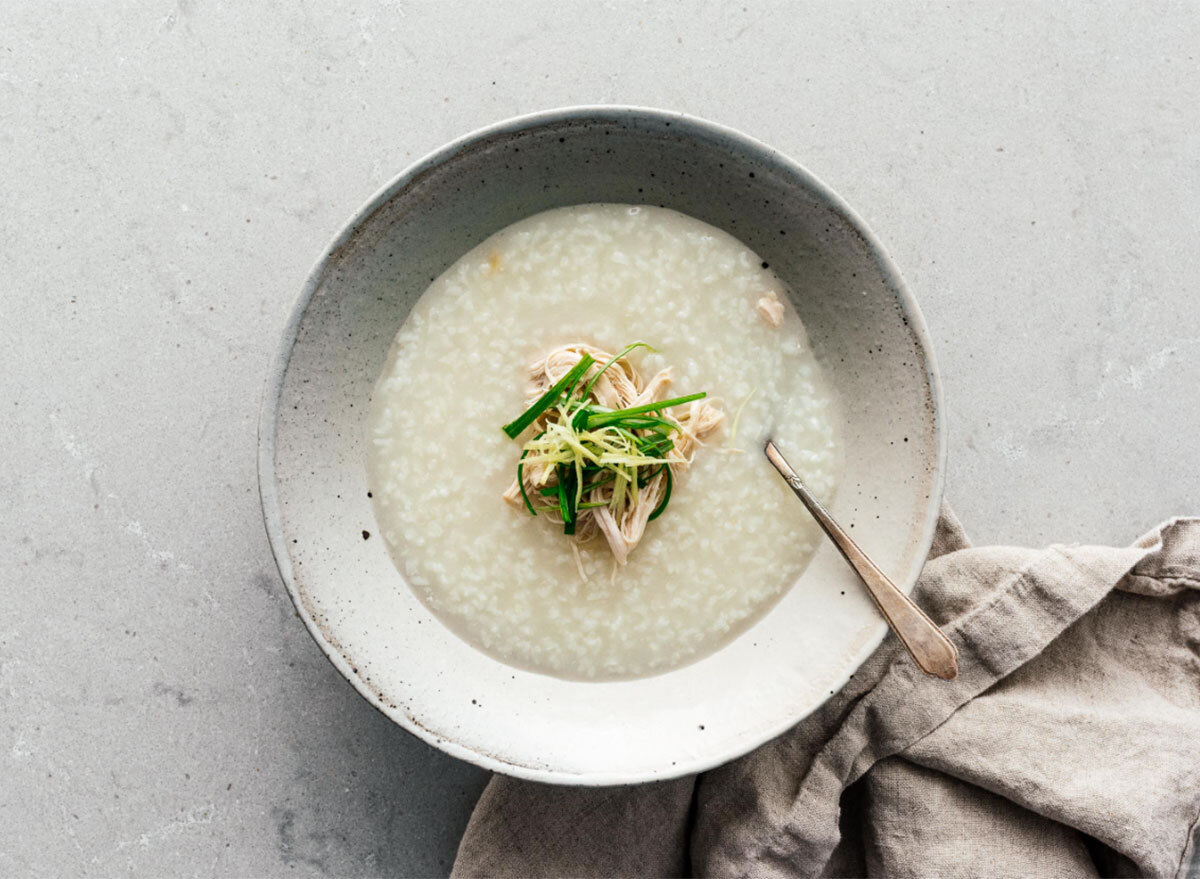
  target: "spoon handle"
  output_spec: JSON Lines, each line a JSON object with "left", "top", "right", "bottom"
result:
{"left": 764, "top": 442, "right": 958, "bottom": 680}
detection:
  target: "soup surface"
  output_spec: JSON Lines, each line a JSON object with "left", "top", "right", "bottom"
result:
{"left": 367, "top": 204, "right": 840, "bottom": 679}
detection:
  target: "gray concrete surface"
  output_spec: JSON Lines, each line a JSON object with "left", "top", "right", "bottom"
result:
{"left": 3, "top": 2, "right": 1197, "bottom": 876}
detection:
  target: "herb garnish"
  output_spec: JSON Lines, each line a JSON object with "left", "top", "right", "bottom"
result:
{"left": 502, "top": 343, "right": 708, "bottom": 536}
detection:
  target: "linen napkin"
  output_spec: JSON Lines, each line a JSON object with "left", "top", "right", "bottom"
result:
{"left": 452, "top": 506, "right": 1200, "bottom": 878}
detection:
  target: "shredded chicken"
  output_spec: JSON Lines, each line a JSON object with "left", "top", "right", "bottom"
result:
{"left": 503, "top": 343, "right": 724, "bottom": 564}
{"left": 756, "top": 290, "right": 785, "bottom": 328}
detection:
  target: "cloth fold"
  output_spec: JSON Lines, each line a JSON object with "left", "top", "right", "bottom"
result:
{"left": 453, "top": 508, "right": 1200, "bottom": 878}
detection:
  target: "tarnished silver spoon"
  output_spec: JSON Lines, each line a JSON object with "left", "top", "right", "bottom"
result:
{"left": 764, "top": 440, "right": 958, "bottom": 680}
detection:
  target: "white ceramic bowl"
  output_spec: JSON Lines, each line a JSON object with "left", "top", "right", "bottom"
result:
{"left": 259, "top": 107, "right": 944, "bottom": 784}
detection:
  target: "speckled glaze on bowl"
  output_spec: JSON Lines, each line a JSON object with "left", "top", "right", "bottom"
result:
{"left": 258, "top": 107, "right": 945, "bottom": 785}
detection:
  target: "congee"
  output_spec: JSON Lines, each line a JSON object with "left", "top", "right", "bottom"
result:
{"left": 367, "top": 204, "right": 839, "bottom": 679}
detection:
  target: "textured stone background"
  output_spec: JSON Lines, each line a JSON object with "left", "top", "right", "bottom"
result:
{"left": 3, "top": 2, "right": 1197, "bottom": 875}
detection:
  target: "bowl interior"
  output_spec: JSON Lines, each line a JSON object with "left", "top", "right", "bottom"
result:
{"left": 262, "top": 108, "right": 942, "bottom": 783}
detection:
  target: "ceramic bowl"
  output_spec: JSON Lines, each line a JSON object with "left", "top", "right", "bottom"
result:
{"left": 259, "top": 107, "right": 944, "bottom": 784}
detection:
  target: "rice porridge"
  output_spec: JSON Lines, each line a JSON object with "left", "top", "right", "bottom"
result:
{"left": 367, "top": 204, "right": 840, "bottom": 679}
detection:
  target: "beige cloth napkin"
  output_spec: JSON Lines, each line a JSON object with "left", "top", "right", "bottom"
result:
{"left": 452, "top": 507, "right": 1200, "bottom": 878}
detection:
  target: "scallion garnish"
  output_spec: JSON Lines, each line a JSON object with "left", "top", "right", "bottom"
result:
{"left": 584, "top": 392, "right": 707, "bottom": 429}
{"left": 502, "top": 354, "right": 597, "bottom": 439}
{"left": 647, "top": 466, "right": 673, "bottom": 521}
{"left": 502, "top": 343, "right": 723, "bottom": 561}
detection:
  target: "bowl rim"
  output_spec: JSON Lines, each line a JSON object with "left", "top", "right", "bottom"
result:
{"left": 257, "top": 105, "right": 947, "bottom": 784}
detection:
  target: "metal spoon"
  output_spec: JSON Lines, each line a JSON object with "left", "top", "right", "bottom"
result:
{"left": 764, "top": 440, "right": 958, "bottom": 680}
